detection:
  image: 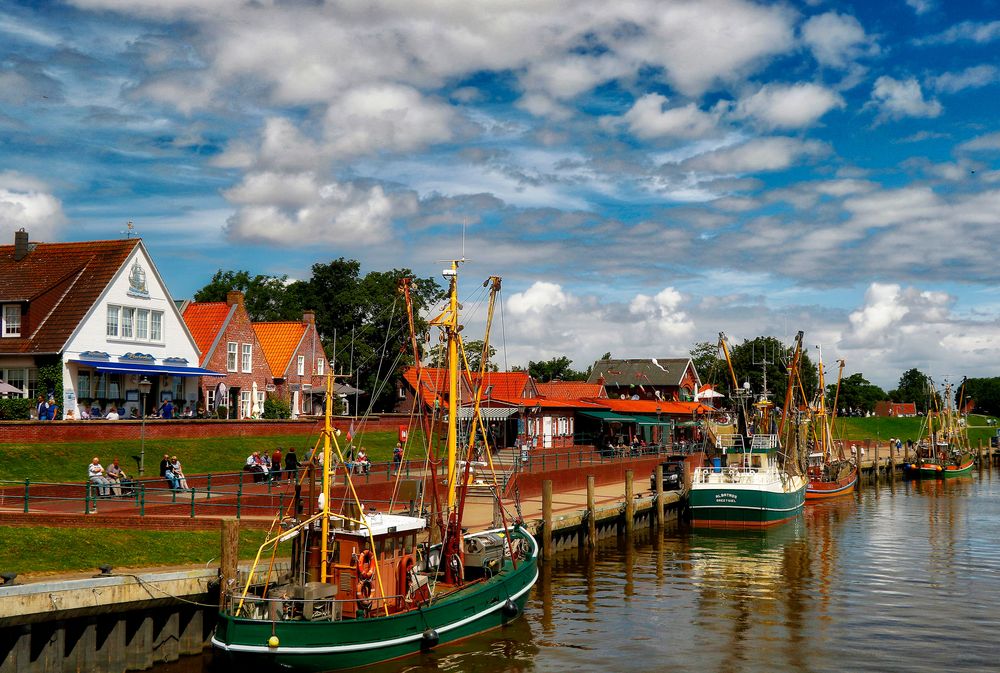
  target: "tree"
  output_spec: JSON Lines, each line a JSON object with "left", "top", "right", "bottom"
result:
{"left": 825, "top": 372, "right": 888, "bottom": 415}
{"left": 724, "top": 336, "right": 818, "bottom": 404}
{"left": 957, "top": 377, "right": 1000, "bottom": 415}
{"left": 690, "top": 341, "right": 724, "bottom": 386}
{"left": 427, "top": 339, "right": 497, "bottom": 372}
{"left": 528, "top": 356, "right": 587, "bottom": 382}
{"left": 890, "top": 368, "right": 933, "bottom": 412}
{"left": 194, "top": 269, "right": 301, "bottom": 321}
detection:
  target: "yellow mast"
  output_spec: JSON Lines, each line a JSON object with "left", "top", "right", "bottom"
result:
{"left": 320, "top": 368, "right": 333, "bottom": 583}
{"left": 428, "top": 260, "right": 462, "bottom": 511}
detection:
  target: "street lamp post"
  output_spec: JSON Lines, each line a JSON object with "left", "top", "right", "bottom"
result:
{"left": 138, "top": 377, "right": 152, "bottom": 475}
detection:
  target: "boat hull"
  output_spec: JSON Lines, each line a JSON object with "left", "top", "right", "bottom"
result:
{"left": 690, "top": 476, "right": 807, "bottom": 528}
{"left": 806, "top": 467, "right": 858, "bottom": 500}
{"left": 903, "top": 457, "right": 975, "bottom": 479}
{"left": 211, "top": 530, "right": 538, "bottom": 672}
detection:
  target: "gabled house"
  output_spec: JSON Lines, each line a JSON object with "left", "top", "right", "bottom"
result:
{"left": 0, "top": 230, "right": 219, "bottom": 419}
{"left": 253, "top": 312, "right": 328, "bottom": 417}
{"left": 182, "top": 291, "right": 272, "bottom": 418}
{"left": 874, "top": 401, "right": 918, "bottom": 418}
{"left": 586, "top": 358, "right": 701, "bottom": 402}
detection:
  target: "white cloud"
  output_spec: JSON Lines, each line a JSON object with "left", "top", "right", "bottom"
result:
{"left": 223, "top": 172, "right": 415, "bottom": 246}
{"left": 0, "top": 173, "right": 66, "bottom": 241}
{"left": 735, "top": 83, "right": 844, "bottom": 129}
{"left": 846, "top": 283, "right": 910, "bottom": 344}
{"left": 683, "top": 137, "right": 828, "bottom": 173}
{"left": 905, "top": 0, "right": 934, "bottom": 15}
{"left": 801, "top": 12, "right": 876, "bottom": 68}
{"left": 620, "top": 94, "right": 721, "bottom": 139}
{"left": 930, "top": 65, "right": 999, "bottom": 94}
{"left": 629, "top": 288, "right": 695, "bottom": 340}
{"left": 515, "top": 93, "right": 573, "bottom": 121}
{"left": 323, "top": 84, "right": 459, "bottom": 157}
{"left": 958, "top": 131, "right": 1000, "bottom": 153}
{"left": 918, "top": 20, "right": 1000, "bottom": 45}
{"left": 869, "top": 76, "right": 942, "bottom": 120}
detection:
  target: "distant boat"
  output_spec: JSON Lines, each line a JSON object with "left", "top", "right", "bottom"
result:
{"left": 212, "top": 263, "right": 538, "bottom": 671}
{"left": 690, "top": 332, "right": 806, "bottom": 528}
{"left": 805, "top": 351, "right": 857, "bottom": 500}
{"left": 903, "top": 380, "right": 975, "bottom": 479}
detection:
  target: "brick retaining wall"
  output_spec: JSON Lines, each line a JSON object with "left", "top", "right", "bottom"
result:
{"left": 0, "top": 414, "right": 416, "bottom": 444}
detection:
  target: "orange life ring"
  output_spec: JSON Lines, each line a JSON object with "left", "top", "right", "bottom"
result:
{"left": 356, "top": 549, "right": 375, "bottom": 581}
{"left": 356, "top": 579, "right": 373, "bottom": 610}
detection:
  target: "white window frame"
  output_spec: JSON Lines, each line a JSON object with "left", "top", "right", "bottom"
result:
{"left": 227, "top": 342, "right": 238, "bottom": 372}
{"left": 317, "top": 358, "right": 325, "bottom": 376}
{"left": 2, "top": 304, "right": 21, "bottom": 337}
{"left": 106, "top": 305, "right": 120, "bottom": 338}
{"left": 136, "top": 309, "right": 149, "bottom": 340}
{"left": 150, "top": 311, "right": 162, "bottom": 342}
{"left": 121, "top": 307, "right": 135, "bottom": 339}
{"left": 297, "top": 355, "right": 305, "bottom": 376}
{"left": 241, "top": 343, "right": 252, "bottom": 373}
{"left": 240, "top": 390, "right": 251, "bottom": 418}
{"left": 206, "top": 389, "right": 215, "bottom": 409}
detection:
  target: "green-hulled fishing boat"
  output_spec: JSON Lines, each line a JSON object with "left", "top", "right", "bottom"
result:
{"left": 903, "top": 380, "right": 975, "bottom": 479}
{"left": 691, "top": 332, "right": 807, "bottom": 528}
{"left": 212, "top": 263, "right": 538, "bottom": 671}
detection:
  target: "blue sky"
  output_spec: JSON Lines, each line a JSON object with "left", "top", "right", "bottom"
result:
{"left": 2, "top": 0, "right": 1000, "bottom": 389}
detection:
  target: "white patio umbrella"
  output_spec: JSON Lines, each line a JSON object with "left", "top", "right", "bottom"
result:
{"left": 251, "top": 381, "right": 260, "bottom": 418}
{"left": 0, "top": 380, "right": 24, "bottom": 395}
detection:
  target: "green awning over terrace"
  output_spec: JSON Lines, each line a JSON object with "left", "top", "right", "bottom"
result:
{"left": 578, "top": 410, "right": 638, "bottom": 423}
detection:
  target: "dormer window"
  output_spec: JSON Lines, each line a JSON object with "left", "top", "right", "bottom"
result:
{"left": 2, "top": 305, "right": 20, "bottom": 337}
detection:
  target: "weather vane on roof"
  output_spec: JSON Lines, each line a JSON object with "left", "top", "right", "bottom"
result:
{"left": 122, "top": 220, "right": 139, "bottom": 239}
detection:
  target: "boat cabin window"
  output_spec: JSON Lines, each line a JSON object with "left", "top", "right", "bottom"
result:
{"left": 375, "top": 539, "right": 385, "bottom": 558}
{"left": 385, "top": 535, "right": 396, "bottom": 557}
{"left": 751, "top": 455, "right": 763, "bottom": 469}
{"left": 405, "top": 534, "right": 415, "bottom": 555}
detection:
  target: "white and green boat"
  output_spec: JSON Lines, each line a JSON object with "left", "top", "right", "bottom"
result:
{"left": 212, "top": 263, "right": 538, "bottom": 671}
{"left": 691, "top": 332, "right": 807, "bottom": 528}
{"left": 691, "top": 433, "right": 807, "bottom": 528}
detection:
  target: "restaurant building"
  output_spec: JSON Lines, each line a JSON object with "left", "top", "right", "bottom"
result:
{"left": 0, "top": 230, "right": 219, "bottom": 418}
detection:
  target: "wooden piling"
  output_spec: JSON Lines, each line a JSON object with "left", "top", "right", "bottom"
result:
{"left": 542, "top": 480, "right": 553, "bottom": 561}
{"left": 978, "top": 439, "right": 984, "bottom": 472}
{"left": 654, "top": 465, "right": 664, "bottom": 529}
{"left": 873, "top": 443, "right": 880, "bottom": 485}
{"left": 220, "top": 518, "right": 240, "bottom": 609}
{"left": 586, "top": 476, "right": 596, "bottom": 549}
{"left": 624, "top": 470, "right": 634, "bottom": 537}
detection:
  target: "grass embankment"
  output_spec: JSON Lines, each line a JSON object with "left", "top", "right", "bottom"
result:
{"left": 0, "top": 526, "right": 268, "bottom": 576}
{"left": 833, "top": 414, "right": 998, "bottom": 446}
{"left": 0, "top": 428, "right": 424, "bottom": 483}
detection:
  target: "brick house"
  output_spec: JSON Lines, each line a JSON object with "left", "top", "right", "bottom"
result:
{"left": 0, "top": 230, "right": 216, "bottom": 419}
{"left": 253, "top": 312, "right": 328, "bottom": 417}
{"left": 874, "top": 401, "right": 918, "bottom": 417}
{"left": 181, "top": 291, "right": 272, "bottom": 418}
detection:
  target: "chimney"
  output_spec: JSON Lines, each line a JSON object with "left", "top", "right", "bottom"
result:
{"left": 226, "top": 290, "right": 245, "bottom": 307}
{"left": 303, "top": 310, "right": 315, "bottom": 324}
{"left": 14, "top": 229, "right": 28, "bottom": 262}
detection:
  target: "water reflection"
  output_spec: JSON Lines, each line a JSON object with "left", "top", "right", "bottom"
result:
{"left": 162, "top": 475, "right": 1000, "bottom": 673}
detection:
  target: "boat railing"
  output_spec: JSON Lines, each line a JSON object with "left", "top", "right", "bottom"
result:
{"left": 693, "top": 464, "right": 762, "bottom": 485}
{"left": 222, "top": 590, "right": 414, "bottom": 622}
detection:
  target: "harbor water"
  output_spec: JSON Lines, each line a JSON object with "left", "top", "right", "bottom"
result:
{"left": 168, "top": 471, "right": 1000, "bottom": 673}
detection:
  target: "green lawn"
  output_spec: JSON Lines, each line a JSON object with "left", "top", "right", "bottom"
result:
{"left": 0, "top": 526, "right": 268, "bottom": 575}
{"left": 833, "top": 414, "right": 998, "bottom": 446}
{"left": 0, "top": 428, "right": 427, "bottom": 483}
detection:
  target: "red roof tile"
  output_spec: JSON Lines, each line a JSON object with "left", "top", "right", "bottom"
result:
{"left": 401, "top": 367, "right": 535, "bottom": 408}
{"left": 537, "top": 381, "right": 606, "bottom": 400}
{"left": 253, "top": 322, "right": 307, "bottom": 377}
{"left": 0, "top": 238, "right": 137, "bottom": 353}
{"left": 182, "top": 302, "right": 233, "bottom": 364}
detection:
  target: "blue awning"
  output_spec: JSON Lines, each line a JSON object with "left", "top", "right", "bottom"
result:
{"left": 70, "top": 360, "right": 225, "bottom": 378}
